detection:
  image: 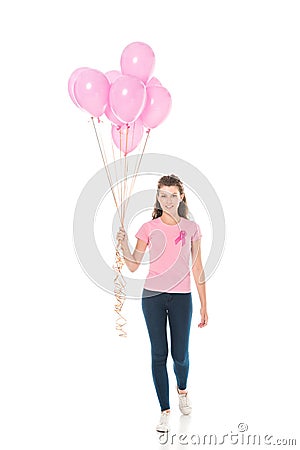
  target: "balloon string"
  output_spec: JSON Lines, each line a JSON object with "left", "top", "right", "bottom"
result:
{"left": 111, "top": 142, "right": 122, "bottom": 211}
{"left": 114, "top": 128, "right": 127, "bottom": 337}
{"left": 91, "top": 117, "right": 122, "bottom": 225}
{"left": 119, "top": 128, "right": 127, "bottom": 225}
{"left": 124, "top": 129, "right": 151, "bottom": 215}
{"left": 121, "top": 130, "right": 126, "bottom": 223}
{"left": 124, "top": 123, "right": 135, "bottom": 209}
{"left": 129, "top": 122, "right": 135, "bottom": 153}
{"left": 91, "top": 117, "right": 127, "bottom": 337}
{"left": 112, "top": 127, "right": 150, "bottom": 338}
{"left": 92, "top": 119, "right": 150, "bottom": 338}
{"left": 123, "top": 126, "right": 129, "bottom": 222}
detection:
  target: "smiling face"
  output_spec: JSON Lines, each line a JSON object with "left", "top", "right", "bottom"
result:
{"left": 157, "top": 185, "right": 184, "bottom": 215}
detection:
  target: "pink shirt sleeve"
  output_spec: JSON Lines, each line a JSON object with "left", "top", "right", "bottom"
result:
{"left": 191, "top": 222, "right": 202, "bottom": 241}
{"left": 135, "top": 222, "right": 149, "bottom": 244}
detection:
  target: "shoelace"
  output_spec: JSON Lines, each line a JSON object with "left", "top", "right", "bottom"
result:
{"left": 179, "top": 393, "right": 189, "bottom": 407}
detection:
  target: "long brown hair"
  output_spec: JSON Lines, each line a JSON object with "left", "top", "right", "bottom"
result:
{"left": 152, "top": 174, "right": 189, "bottom": 220}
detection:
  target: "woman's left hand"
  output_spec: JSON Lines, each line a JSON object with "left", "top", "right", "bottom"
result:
{"left": 198, "top": 307, "right": 208, "bottom": 328}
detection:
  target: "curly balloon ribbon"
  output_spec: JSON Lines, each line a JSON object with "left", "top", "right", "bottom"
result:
{"left": 112, "top": 242, "right": 127, "bottom": 337}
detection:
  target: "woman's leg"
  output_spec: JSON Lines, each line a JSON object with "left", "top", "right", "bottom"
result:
{"left": 142, "top": 289, "right": 170, "bottom": 411}
{"left": 167, "top": 292, "right": 193, "bottom": 390}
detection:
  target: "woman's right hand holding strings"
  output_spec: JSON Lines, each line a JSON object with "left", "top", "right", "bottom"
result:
{"left": 116, "top": 226, "right": 129, "bottom": 252}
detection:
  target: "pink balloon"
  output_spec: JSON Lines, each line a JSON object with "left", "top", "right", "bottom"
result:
{"left": 68, "top": 67, "right": 90, "bottom": 109}
{"left": 73, "top": 69, "right": 110, "bottom": 118}
{"left": 109, "top": 75, "right": 146, "bottom": 124}
{"left": 140, "top": 86, "right": 172, "bottom": 129}
{"left": 104, "top": 70, "right": 123, "bottom": 125}
{"left": 104, "top": 104, "right": 123, "bottom": 126}
{"left": 111, "top": 120, "right": 144, "bottom": 155}
{"left": 105, "top": 70, "right": 121, "bottom": 83}
{"left": 147, "top": 77, "right": 162, "bottom": 87}
{"left": 120, "top": 42, "right": 155, "bottom": 84}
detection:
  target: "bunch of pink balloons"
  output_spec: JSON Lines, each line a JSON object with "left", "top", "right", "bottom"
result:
{"left": 68, "top": 42, "right": 172, "bottom": 155}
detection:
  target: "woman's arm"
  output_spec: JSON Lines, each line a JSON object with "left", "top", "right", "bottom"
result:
{"left": 191, "top": 239, "right": 208, "bottom": 327}
{"left": 116, "top": 227, "right": 147, "bottom": 272}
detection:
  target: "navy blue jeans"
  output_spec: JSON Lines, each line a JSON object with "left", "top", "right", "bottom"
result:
{"left": 142, "top": 288, "right": 193, "bottom": 411}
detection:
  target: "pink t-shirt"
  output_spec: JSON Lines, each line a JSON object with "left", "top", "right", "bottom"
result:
{"left": 135, "top": 216, "right": 202, "bottom": 293}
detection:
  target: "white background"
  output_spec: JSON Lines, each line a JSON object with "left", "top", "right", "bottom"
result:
{"left": 0, "top": 1, "right": 299, "bottom": 449}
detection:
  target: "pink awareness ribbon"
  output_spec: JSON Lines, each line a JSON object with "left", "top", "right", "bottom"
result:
{"left": 175, "top": 230, "right": 187, "bottom": 245}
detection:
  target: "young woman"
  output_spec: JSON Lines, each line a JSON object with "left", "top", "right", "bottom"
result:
{"left": 116, "top": 174, "right": 208, "bottom": 433}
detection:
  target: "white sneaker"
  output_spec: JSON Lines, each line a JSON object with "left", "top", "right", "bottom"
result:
{"left": 177, "top": 387, "right": 192, "bottom": 415}
{"left": 156, "top": 410, "right": 171, "bottom": 432}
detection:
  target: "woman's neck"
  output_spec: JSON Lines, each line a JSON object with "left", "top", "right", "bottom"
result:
{"left": 160, "top": 212, "right": 181, "bottom": 224}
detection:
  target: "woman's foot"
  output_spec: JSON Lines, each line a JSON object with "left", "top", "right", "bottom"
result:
{"left": 177, "top": 386, "right": 192, "bottom": 415}
{"left": 156, "top": 410, "right": 171, "bottom": 433}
